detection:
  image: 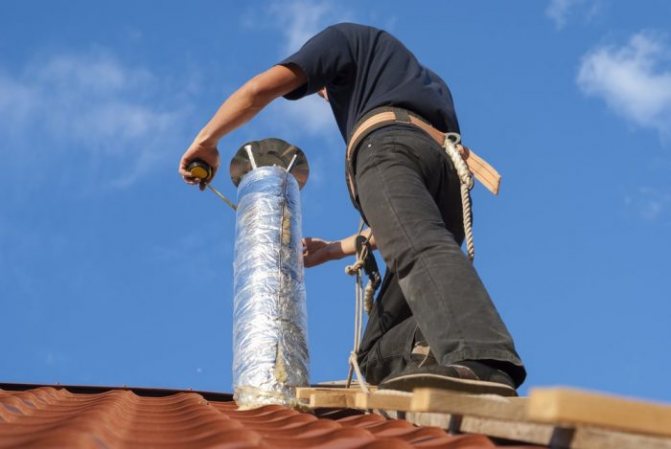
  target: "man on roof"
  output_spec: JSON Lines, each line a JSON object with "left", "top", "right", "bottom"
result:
{"left": 178, "top": 23, "right": 526, "bottom": 395}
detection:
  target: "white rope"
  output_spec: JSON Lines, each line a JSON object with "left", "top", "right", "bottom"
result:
{"left": 344, "top": 221, "right": 371, "bottom": 393}
{"left": 444, "top": 133, "right": 475, "bottom": 262}
{"left": 344, "top": 264, "right": 370, "bottom": 392}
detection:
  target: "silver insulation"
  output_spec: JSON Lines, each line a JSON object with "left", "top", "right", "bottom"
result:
{"left": 232, "top": 165, "right": 309, "bottom": 408}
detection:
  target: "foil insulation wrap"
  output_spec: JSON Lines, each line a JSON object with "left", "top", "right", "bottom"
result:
{"left": 232, "top": 166, "right": 309, "bottom": 408}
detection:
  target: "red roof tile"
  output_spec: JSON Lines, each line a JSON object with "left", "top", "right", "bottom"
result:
{"left": 0, "top": 384, "right": 543, "bottom": 449}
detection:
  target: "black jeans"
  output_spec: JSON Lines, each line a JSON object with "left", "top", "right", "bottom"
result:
{"left": 353, "top": 124, "right": 526, "bottom": 387}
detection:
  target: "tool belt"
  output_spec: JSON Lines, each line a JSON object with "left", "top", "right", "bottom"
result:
{"left": 345, "top": 107, "right": 502, "bottom": 211}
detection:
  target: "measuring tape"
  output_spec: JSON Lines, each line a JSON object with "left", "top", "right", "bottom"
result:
{"left": 186, "top": 159, "right": 237, "bottom": 211}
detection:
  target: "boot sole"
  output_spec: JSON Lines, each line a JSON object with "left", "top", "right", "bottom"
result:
{"left": 379, "top": 372, "right": 518, "bottom": 397}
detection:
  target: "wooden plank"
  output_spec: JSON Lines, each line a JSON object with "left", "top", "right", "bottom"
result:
{"left": 355, "top": 390, "right": 413, "bottom": 411}
{"left": 296, "top": 387, "right": 316, "bottom": 401}
{"left": 528, "top": 387, "right": 671, "bottom": 437}
{"left": 314, "top": 380, "right": 376, "bottom": 389}
{"left": 571, "top": 425, "right": 671, "bottom": 449}
{"left": 297, "top": 387, "right": 362, "bottom": 401}
{"left": 462, "top": 415, "right": 671, "bottom": 449}
{"left": 295, "top": 387, "right": 361, "bottom": 408}
{"left": 410, "top": 388, "right": 527, "bottom": 420}
{"left": 460, "top": 415, "right": 555, "bottom": 446}
{"left": 302, "top": 385, "right": 671, "bottom": 448}
{"left": 398, "top": 411, "right": 671, "bottom": 449}
{"left": 296, "top": 383, "right": 377, "bottom": 400}
{"left": 402, "top": 412, "right": 555, "bottom": 446}
{"left": 310, "top": 391, "right": 357, "bottom": 408}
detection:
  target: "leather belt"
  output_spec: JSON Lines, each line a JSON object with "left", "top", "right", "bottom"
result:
{"left": 345, "top": 107, "right": 502, "bottom": 210}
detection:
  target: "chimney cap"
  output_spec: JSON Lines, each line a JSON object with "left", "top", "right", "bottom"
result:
{"left": 230, "top": 138, "right": 309, "bottom": 189}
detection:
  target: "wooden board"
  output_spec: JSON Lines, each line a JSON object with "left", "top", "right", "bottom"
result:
{"left": 298, "top": 385, "right": 671, "bottom": 448}
{"left": 355, "top": 390, "right": 413, "bottom": 411}
{"left": 528, "top": 387, "right": 671, "bottom": 438}
{"left": 404, "top": 411, "right": 556, "bottom": 445}
{"left": 314, "top": 380, "right": 375, "bottom": 388}
{"left": 296, "top": 387, "right": 362, "bottom": 408}
{"left": 395, "top": 411, "right": 671, "bottom": 449}
{"left": 570, "top": 426, "right": 671, "bottom": 449}
{"left": 410, "top": 388, "right": 527, "bottom": 420}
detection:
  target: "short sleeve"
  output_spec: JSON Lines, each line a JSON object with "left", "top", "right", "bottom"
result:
{"left": 277, "top": 25, "right": 354, "bottom": 100}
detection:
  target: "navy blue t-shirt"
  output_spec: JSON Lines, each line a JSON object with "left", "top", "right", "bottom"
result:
{"left": 279, "top": 23, "right": 460, "bottom": 142}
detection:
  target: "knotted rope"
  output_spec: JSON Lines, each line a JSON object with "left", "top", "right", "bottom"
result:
{"left": 345, "top": 247, "right": 376, "bottom": 314}
{"left": 444, "top": 133, "right": 475, "bottom": 262}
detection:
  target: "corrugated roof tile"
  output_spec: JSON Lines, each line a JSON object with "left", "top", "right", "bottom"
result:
{"left": 0, "top": 385, "right": 544, "bottom": 449}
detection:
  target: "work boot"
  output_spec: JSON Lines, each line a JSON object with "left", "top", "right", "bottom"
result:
{"left": 379, "top": 360, "right": 517, "bottom": 397}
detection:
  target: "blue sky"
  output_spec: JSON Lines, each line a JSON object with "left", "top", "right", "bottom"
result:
{"left": 1, "top": 0, "right": 670, "bottom": 402}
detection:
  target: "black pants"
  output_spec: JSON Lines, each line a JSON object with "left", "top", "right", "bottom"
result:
{"left": 353, "top": 124, "right": 526, "bottom": 387}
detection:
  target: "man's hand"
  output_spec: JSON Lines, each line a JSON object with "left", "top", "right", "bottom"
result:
{"left": 178, "top": 140, "right": 220, "bottom": 190}
{"left": 302, "top": 230, "right": 376, "bottom": 268}
{"left": 302, "top": 237, "right": 345, "bottom": 268}
{"left": 177, "top": 64, "right": 307, "bottom": 190}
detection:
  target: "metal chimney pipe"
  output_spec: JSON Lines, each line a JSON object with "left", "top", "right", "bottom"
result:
{"left": 230, "top": 138, "right": 310, "bottom": 408}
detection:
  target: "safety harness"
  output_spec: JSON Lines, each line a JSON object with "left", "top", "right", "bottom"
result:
{"left": 345, "top": 107, "right": 501, "bottom": 199}
{"left": 344, "top": 106, "right": 502, "bottom": 262}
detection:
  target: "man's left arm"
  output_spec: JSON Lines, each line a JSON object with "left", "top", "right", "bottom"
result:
{"left": 303, "top": 229, "right": 377, "bottom": 268}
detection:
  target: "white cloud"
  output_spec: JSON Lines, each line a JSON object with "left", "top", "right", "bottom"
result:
{"left": 577, "top": 32, "right": 671, "bottom": 137}
{"left": 0, "top": 51, "right": 192, "bottom": 188}
{"left": 244, "top": 0, "right": 353, "bottom": 137}
{"left": 0, "top": 73, "right": 38, "bottom": 127}
{"left": 625, "top": 187, "right": 671, "bottom": 222}
{"left": 546, "top": 0, "right": 580, "bottom": 29}
{"left": 35, "top": 53, "right": 144, "bottom": 92}
{"left": 546, "top": 0, "right": 601, "bottom": 30}
{"left": 253, "top": 95, "right": 341, "bottom": 192}
{"left": 267, "top": 0, "right": 346, "bottom": 54}
{"left": 269, "top": 93, "right": 333, "bottom": 135}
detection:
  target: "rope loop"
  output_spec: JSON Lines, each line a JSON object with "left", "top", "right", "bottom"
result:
{"left": 444, "top": 133, "right": 474, "bottom": 190}
{"left": 345, "top": 260, "right": 364, "bottom": 276}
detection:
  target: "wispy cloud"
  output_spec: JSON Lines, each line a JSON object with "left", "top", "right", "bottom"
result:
{"left": 268, "top": 0, "right": 340, "bottom": 54}
{"left": 0, "top": 50, "right": 193, "bottom": 188}
{"left": 265, "top": 89, "right": 334, "bottom": 137}
{"left": 545, "top": 0, "right": 601, "bottom": 30}
{"left": 243, "top": 0, "right": 353, "bottom": 138}
{"left": 577, "top": 32, "right": 671, "bottom": 138}
{"left": 625, "top": 187, "right": 671, "bottom": 222}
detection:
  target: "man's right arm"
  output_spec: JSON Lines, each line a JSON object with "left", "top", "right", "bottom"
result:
{"left": 178, "top": 64, "right": 307, "bottom": 186}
